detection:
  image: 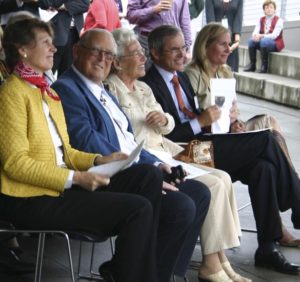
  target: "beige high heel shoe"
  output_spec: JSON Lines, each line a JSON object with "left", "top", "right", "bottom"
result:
{"left": 198, "top": 269, "right": 233, "bottom": 282}
{"left": 222, "top": 261, "right": 252, "bottom": 282}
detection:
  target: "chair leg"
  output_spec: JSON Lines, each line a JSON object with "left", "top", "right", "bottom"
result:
{"left": 62, "top": 232, "right": 75, "bottom": 282}
{"left": 109, "top": 237, "right": 115, "bottom": 255}
{"left": 34, "top": 233, "right": 45, "bottom": 282}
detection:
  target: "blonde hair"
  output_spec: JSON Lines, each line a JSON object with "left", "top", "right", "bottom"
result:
{"left": 263, "top": 0, "right": 276, "bottom": 10}
{"left": 189, "top": 22, "right": 232, "bottom": 87}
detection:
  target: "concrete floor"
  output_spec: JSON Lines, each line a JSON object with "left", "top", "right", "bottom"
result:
{"left": 0, "top": 94, "right": 299, "bottom": 282}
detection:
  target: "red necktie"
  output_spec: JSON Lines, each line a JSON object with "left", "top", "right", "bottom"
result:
{"left": 171, "top": 75, "right": 197, "bottom": 119}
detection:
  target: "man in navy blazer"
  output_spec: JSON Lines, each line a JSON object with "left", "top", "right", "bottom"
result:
{"left": 52, "top": 28, "right": 211, "bottom": 282}
{"left": 143, "top": 24, "right": 300, "bottom": 276}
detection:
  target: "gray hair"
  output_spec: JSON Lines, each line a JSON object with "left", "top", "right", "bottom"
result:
{"left": 112, "top": 28, "right": 138, "bottom": 58}
{"left": 148, "top": 25, "right": 182, "bottom": 54}
{"left": 79, "top": 28, "right": 117, "bottom": 54}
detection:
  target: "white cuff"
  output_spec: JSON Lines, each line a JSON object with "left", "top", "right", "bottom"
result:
{"left": 64, "top": 170, "right": 75, "bottom": 189}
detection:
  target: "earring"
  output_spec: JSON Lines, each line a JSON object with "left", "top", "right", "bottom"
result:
{"left": 23, "top": 53, "right": 27, "bottom": 59}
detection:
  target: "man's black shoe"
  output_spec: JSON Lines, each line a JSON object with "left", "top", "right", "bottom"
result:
{"left": 0, "top": 246, "right": 35, "bottom": 274}
{"left": 99, "top": 260, "right": 115, "bottom": 282}
{"left": 255, "top": 249, "right": 300, "bottom": 275}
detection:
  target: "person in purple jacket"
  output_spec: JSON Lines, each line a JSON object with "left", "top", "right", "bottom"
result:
{"left": 126, "top": 0, "right": 192, "bottom": 68}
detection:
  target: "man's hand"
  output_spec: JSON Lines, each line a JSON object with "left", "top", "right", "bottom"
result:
{"left": 146, "top": 111, "right": 167, "bottom": 127}
{"left": 197, "top": 106, "right": 221, "bottom": 127}
{"left": 94, "top": 152, "right": 128, "bottom": 165}
{"left": 73, "top": 171, "right": 110, "bottom": 191}
{"left": 153, "top": 0, "right": 172, "bottom": 13}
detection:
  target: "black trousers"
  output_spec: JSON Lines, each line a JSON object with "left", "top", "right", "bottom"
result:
{"left": 0, "top": 164, "right": 210, "bottom": 282}
{"left": 196, "top": 130, "right": 300, "bottom": 244}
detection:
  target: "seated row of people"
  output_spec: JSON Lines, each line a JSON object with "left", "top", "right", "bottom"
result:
{"left": 0, "top": 16, "right": 299, "bottom": 282}
{"left": 0, "top": 17, "right": 210, "bottom": 282}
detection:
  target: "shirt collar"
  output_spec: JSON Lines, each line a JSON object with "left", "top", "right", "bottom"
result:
{"left": 72, "top": 65, "right": 105, "bottom": 95}
{"left": 154, "top": 64, "right": 177, "bottom": 84}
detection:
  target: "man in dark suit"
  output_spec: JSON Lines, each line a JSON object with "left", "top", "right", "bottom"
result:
{"left": 52, "top": 28, "right": 211, "bottom": 282}
{"left": 39, "top": 0, "right": 89, "bottom": 77}
{"left": 142, "top": 24, "right": 300, "bottom": 276}
{"left": 0, "top": 0, "right": 39, "bottom": 26}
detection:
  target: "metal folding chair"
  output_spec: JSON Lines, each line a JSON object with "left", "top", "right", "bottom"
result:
{"left": 0, "top": 227, "right": 115, "bottom": 282}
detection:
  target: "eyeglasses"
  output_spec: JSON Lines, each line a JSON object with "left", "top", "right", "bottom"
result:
{"left": 163, "top": 45, "right": 188, "bottom": 55}
{"left": 80, "top": 44, "right": 115, "bottom": 61}
{"left": 121, "top": 48, "right": 146, "bottom": 58}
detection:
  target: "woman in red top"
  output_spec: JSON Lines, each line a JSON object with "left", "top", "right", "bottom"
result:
{"left": 82, "top": 0, "right": 121, "bottom": 33}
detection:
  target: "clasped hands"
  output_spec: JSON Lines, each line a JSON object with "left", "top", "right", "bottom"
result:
{"left": 146, "top": 111, "right": 168, "bottom": 127}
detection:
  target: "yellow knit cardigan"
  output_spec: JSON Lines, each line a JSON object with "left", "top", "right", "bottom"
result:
{"left": 0, "top": 74, "right": 98, "bottom": 197}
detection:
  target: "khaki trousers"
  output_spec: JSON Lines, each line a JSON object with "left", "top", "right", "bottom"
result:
{"left": 194, "top": 165, "right": 241, "bottom": 255}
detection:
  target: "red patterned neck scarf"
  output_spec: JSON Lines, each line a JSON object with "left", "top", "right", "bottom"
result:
{"left": 14, "top": 61, "right": 60, "bottom": 101}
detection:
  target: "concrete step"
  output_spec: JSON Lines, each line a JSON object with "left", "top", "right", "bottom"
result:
{"left": 239, "top": 46, "right": 300, "bottom": 80}
{"left": 234, "top": 71, "right": 300, "bottom": 108}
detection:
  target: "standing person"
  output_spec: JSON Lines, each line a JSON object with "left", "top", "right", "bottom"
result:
{"left": 142, "top": 24, "right": 300, "bottom": 276}
{"left": 39, "top": 0, "right": 89, "bottom": 77}
{"left": 244, "top": 0, "right": 284, "bottom": 73}
{"left": 205, "top": 0, "right": 243, "bottom": 72}
{"left": 126, "top": 0, "right": 192, "bottom": 68}
{"left": 51, "top": 28, "right": 211, "bottom": 282}
{"left": 106, "top": 27, "right": 252, "bottom": 282}
{"left": 0, "top": 0, "right": 40, "bottom": 27}
{"left": 82, "top": 0, "right": 121, "bottom": 33}
{"left": 0, "top": 17, "right": 176, "bottom": 282}
{"left": 189, "top": 0, "right": 204, "bottom": 19}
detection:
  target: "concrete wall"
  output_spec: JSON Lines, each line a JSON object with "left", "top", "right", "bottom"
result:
{"left": 240, "top": 20, "right": 300, "bottom": 51}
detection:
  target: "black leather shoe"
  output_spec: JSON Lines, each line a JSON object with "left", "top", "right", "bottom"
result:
{"left": 0, "top": 246, "right": 35, "bottom": 274}
{"left": 255, "top": 249, "right": 300, "bottom": 275}
{"left": 99, "top": 260, "right": 115, "bottom": 282}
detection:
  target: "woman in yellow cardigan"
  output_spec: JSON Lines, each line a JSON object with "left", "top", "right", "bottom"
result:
{"left": 0, "top": 18, "right": 165, "bottom": 282}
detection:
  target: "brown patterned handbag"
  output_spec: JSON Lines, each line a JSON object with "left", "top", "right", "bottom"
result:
{"left": 174, "top": 140, "right": 215, "bottom": 168}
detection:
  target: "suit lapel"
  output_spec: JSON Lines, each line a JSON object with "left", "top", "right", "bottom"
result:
{"left": 150, "top": 66, "right": 182, "bottom": 123}
{"left": 69, "top": 69, "right": 121, "bottom": 147}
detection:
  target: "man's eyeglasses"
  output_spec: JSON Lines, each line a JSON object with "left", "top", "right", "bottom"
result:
{"left": 163, "top": 45, "right": 188, "bottom": 55}
{"left": 80, "top": 44, "right": 115, "bottom": 61}
{"left": 121, "top": 48, "right": 146, "bottom": 58}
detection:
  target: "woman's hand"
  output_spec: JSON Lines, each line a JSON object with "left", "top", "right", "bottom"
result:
{"left": 94, "top": 152, "right": 128, "bottom": 165}
{"left": 230, "top": 120, "right": 246, "bottom": 133}
{"left": 146, "top": 111, "right": 168, "bottom": 128}
{"left": 73, "top": 171, "right": 110, "bottom": 192}
{"left": 229, "top": 100, "right": 240, "bottom": 123}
